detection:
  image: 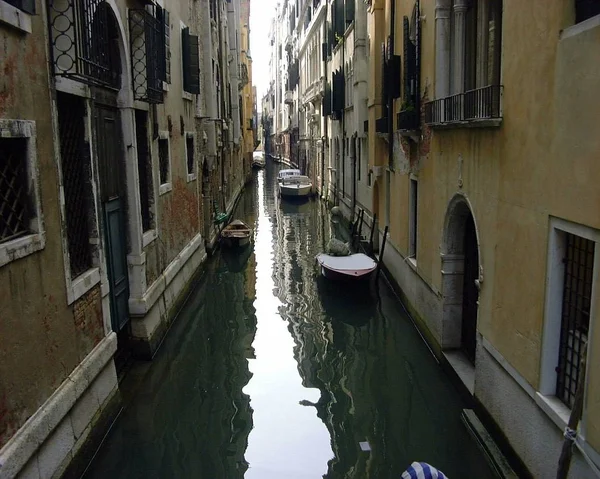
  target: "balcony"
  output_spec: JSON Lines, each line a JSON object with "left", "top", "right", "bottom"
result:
{"left": 424, "top": 85, "right": 502, "bottom": 128}
{"left": 285, "top": 90, "right": 294, "bottom": 104}
{"left": 397, "top": 109, "right": 419, "bottom": 131}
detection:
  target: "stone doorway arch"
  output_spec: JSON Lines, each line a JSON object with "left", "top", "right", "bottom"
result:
{"left": 440, "top": 194, "right": 481, "bottom": 363}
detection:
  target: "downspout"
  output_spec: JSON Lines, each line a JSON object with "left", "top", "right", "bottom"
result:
{"left": 351, "top": 132, "right": 357, "bottom": 222}
{"left": 322, "top": 4, "right": 328, "bottom": 199}
{"left": 387, "top": 0, "right": 396, "bottom": 169}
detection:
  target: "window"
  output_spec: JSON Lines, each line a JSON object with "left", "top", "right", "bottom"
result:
{"left": 135, "top": 110, "right": 154, "bottom": 232}
{"left": 129, "top": 7, "right": 164, "bottom": 103}
{"left": 556, "top": 233, "right": 594, "bottom": 408}
{"left": 4, "top": 0, "right": 34, "bottom": 13}
{"left": 185, "top": 133, "right": 196, "bottom": 180}
{"left": 541, "top": 219, "right": 598, "bottom": 416}
{"left": 0, "top": 120, "right": 44, "bottom": 268}
{"left": 409, "top": 178, "right": 418, "bottom": 259}
{"left": 158, "top": 134, "right": 171, "bottom": 192}
{"left": 576, "top": 0, "right": 600, "bottom": 24}
{"left": 57, "top": 93, "right": 94, "bottom": 278}
{"left": 0, "top": 138, "right": 31, "bottom": 244}
{"left": 426, "top": 0, "right": 502, "bottom": 125}
{"left": 181, "top": 27, "right": 200, "bottom": 94}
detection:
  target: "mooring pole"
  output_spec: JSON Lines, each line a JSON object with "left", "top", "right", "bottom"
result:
{"left": 369, "top": 213, "right": 378, "bottom": 255}
{"left": 376, "top": 225, "right": 389, "bottom": 281}
{"left": 356, "top": 209, "right": 365, "bottom": 250}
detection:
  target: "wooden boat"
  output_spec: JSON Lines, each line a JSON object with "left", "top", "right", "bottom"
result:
{"left": 316, "top": 253, "right": 377, "bottom": 281}
{"left": 252, "top": 151, "right": 266, "bottom": 168}
{"left": 279, "top": 175, "right": 312, "bottom": 198}
{"left": 221, "top": 220, "right": 252, "bottom": 248}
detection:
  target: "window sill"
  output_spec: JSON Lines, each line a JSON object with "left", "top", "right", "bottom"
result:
{"left": 162, "top": 81, "right": 170, "bottom": 92}
{"left": 534, "top": 393, "right": 570, "bottom": 432}
{"left": 142, "top": 229, "right": 157, "bottom": 248}
{"left": 187, "top": 173, "right": 197, "bottom": 183}
{"left": 0, "top": 233, "right": 45, "bottom": 268}
{"left": 407, "top": 256, "right": 417, "bottom": 271}
{"left": 561, "top": 13, "right": 600, "bottom": 40}
{"left": 182, "top": 91, "right": 193, "bottom": 102}
{"left": 426, "top": 118, "right": 502, "bottom": 130}
{"left": 159, "top": 182, "right": 172, "bottom": 195}
{"left": 0, "top": 0, "right": 32, "bottom": 33}
{"left": 67, "top": 267, "right": 101, "bottom": 305}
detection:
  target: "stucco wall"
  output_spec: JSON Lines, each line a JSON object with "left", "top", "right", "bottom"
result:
{"left": 0, "top": 7, "right": 105, "bottom": 449}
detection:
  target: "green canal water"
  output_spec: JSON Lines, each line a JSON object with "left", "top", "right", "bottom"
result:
{"left": 84, "top": 163, "right": 495, "bottom": 478}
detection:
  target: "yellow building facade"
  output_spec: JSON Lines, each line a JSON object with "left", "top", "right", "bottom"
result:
{"left": 367, "top": 0, "right": 600, "bottom": 476}
{"left": 240, "top": 0, "right": 256, "bottom": 178}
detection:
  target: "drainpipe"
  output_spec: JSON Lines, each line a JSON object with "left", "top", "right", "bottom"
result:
{"left": 351, "top": 132, "right": 357, "bottom": 222}
{"left": 387, "top": 0, "right": 396, "bottom": 170}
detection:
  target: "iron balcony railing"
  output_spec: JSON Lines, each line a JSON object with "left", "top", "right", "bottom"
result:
{"left": 397, "top": 109, "right": 419, "bottom": 131}
{"left": 425, "top": 85, "right": 502, "bottom": 125}
{"left": 48, "top": 0, "right": 122, "bottom": 87}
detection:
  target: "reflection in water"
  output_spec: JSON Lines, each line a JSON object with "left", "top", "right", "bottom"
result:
{"left": 85, "top": 162, "right": 494, "bottom": 479}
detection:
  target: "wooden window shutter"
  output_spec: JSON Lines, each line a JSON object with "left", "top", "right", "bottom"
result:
{"left": 165, "top": 10, "right": 171, "bottom": 83}
{"left": 182, "top": 28, "right": 200, "bottom": 94}
{"left": 345, "top": 0, "right": 354, "bottom": 25}
{"left": 188, "top": 33, "right": 200, "bottom": 94}
{"left": 182, "top": 27, "right": 190, "bottom": 91}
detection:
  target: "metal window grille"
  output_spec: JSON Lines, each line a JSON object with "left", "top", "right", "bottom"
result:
{"left": 57, "top": 93, "right": 93, "bottom": 277}
{"left": 0, "top": 138, "right": 31, "bottom": 244}
{"left": 186, "top": 136, "right": 194, "bottom": 175}
{"left": 556, "top": 233, "right": 595, "bottom": 408}
{"left": 158, "top": 138, "right": 169, "bottom": 185}
{"left": 135, "top": 110, "right": 153, "bottom": 232}
{"left": 129, "top": 8, "right": 164, "bottom": 104}
{"left": 48, "top": 0, "right": 121, "bottom": 87}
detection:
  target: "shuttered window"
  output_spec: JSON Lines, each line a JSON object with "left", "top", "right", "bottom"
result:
{"left": 164, "top": 10, "right": 171, "bottom": 83}
{"left": 182, "top": 27, "right": 200, "bottom": 94}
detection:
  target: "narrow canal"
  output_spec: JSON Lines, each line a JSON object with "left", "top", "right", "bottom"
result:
{"left": 85, "top": 163, "right": 495, "bottom": 479}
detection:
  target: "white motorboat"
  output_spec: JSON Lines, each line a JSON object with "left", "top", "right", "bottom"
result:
{"left": 316, "top": 253, "right": 377, "bottom": 281}
{"left": 252, "top": 151, "right": 266, "bottom": 168}
{"left": 279, "top": 175, "right": 312, "bottom": 198}
{"left": 277, "top": 169, "right": 301, "bottom": 184}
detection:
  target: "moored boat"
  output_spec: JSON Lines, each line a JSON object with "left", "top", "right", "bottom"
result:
{"left": 277, "top": 168, "right": 301, "bottom": 184}
{"left": 221, "top": 219, "right": 252, "bottom": 248}
{"left": 279, "top": 174, "right": 312, "bottom": 198}
{"left": 252, "top": 151, "right": 266, "bottom": 168}
{"left": 316, "top": 252, "right": 377, "bottom": 281}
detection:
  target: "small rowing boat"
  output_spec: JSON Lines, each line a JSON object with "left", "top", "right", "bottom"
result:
{"left": 221, "top": 220, "right": 252, "bottom": 248}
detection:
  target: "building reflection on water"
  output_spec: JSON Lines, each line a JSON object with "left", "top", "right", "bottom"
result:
{"left": 85, "top": 164, "right": 493, "bottom": 479}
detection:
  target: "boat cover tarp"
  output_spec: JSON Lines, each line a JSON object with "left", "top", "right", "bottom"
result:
{"left": 326, "top": 238, "right": 351, "bottom": 256}
{"left": 317, "top": 253, "right": 376, "bottom": 271}
{"left": 401, "top": 462, "right": 447, "bottom": 479}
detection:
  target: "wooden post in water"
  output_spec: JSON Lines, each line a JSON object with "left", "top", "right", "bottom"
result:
{"left": 356, "top": 209, "right": 365, "bottom": 250}
{"left": 376, "top": 226, "right": 389, "bottom": 281}
{"left": 557, "top": 342, "right": 588, "bottom": 479}
{"left": 369, "top": 213, "right": 378, "bottom": 255}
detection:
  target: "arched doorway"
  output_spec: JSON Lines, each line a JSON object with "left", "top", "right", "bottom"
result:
{"left": 441, "top": 195, "right": 480, "bottom": 363}
{"left": 90, "top": 4, "right": 131, "bottom": 338}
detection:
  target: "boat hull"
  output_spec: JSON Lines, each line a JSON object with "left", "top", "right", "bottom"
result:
{"left": 316, "top": 253, "right": 377, "bottom": 281}
{"left": 279, "top": 184, "right": 312, "bottom": 197}
{"left": 222, "top": 236, "right": 251, "bottom": 248}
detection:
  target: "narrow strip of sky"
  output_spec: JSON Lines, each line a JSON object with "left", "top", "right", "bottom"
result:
{"left": 250, "top": 0, "right": 277, "bottom": 105}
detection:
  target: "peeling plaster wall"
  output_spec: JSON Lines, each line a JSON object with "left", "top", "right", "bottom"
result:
{"left": 0, "top": 10, "right": 106, "bottom": 451}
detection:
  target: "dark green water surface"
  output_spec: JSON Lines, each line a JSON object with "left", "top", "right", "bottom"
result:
{"left": 84, "top": 164, "right": 495, "bottom": 479}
